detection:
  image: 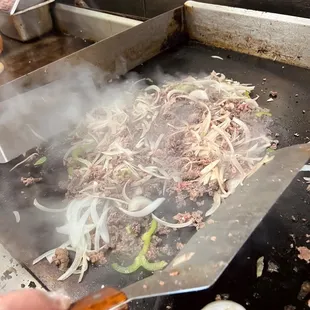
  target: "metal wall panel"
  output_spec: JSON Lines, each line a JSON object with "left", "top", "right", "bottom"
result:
{"left": 59, "top": 0, "right": 145, "bottom": 17}
{"left": 144, "top": 0, "right": 239, "bottom": 17}
{"left": 58, "top": 0, "right": 310, "bottom": 19}
{"left": 144, "top": 0, "right": 310, "bottom": 18}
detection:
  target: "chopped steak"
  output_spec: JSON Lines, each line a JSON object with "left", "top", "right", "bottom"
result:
{"left": 173, "top": 210, "right": 205, "bottom": 230}
{"left": 88, "top": 251, "right": 107, "bottom": 265}
{"left": 21, "top": 177, "right": 42, "bottom": 187}
{"left": 52, "top": 248, "right": 69, "bottom": 271}
{"left": 176, "top": 242, "right": 184, "bottom": 251}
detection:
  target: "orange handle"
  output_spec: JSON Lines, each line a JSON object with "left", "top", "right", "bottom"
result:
{"left": 69, "top": 287, "right": 128, "bottom": 310}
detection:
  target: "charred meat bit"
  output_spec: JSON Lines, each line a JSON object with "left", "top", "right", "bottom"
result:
{"left": 160, "top": 244, "right": 174, "bottom": 256}
{"left": 173, "top": 210, "right": 205, "bottom": 230}
{"left": 21, "top": 177, "right": 42, "bottom": 187}
{"left": 52, "top": 248, "right": 69, "bottom": 271}
{"left": 130, "top": 222, "right": 142, "bottom": 236}
{"left": 169, "top": 270, "right": 179, "bottom": 277}
{"left": 297, "top": 281, "right": 310, "bottom": 300}
{"left": 270, "top": 139, "right": 279, "bottom": 150}
{"left": 146, "top": 236, "right": 162, "bottom": 261}
{"left": 176, "top": 242, "right": 184, "bottom": 251}
{"left": 88, "top": 251, "right": 107, "bottom": 265}
{"left": 269, "top": 91, "right": 278, "bottom": 98}
{"left": 157, "top": 225, "right": 171, "bottom": 236}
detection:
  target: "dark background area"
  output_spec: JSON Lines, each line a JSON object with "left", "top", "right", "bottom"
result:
{"left": 60, "top": 0, "right": 310, "bottom": 19}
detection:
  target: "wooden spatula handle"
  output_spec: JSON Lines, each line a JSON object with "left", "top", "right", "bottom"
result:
{"left": 69, "top": 287, "right": 128, "bottom": 310}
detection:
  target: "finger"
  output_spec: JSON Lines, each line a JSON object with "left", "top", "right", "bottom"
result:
{"left": 0, "top": 289, "right": 71, "bottom": 310}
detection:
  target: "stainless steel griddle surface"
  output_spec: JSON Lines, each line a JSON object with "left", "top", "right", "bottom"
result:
{"left": 0, "top": 41, "right": 309, "bottom": 300}
{"left": 0, "top": 33, "right": 91, "bottom": 87}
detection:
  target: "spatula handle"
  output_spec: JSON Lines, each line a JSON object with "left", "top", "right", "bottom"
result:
{"left": 69, "top": 287, "right": 128, "bottom": 310}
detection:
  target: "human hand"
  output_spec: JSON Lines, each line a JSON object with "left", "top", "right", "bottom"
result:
{"left": 0, "top": 289, "right": 71, "bottom": 310}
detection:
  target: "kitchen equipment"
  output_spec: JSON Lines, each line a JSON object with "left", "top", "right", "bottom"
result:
{"left": 15, "top": 0, "right": 47, "bottom": 12}
{"left": 68, "top": 287, "right": 244, "bottom": 309}
{"left": 0, "top": 0, "right": 54, "bottom": 42}
{"left": 69, "top": 287, "right": 128, "bottom": 310}
{"left": 0, "top": 0, "right": 21, "bottom": 15}
{"left": 0, "top": 0, "right": 46, "bottom": 14}
{"left": 0, "top": 0, "right": 309, "bottom": 302}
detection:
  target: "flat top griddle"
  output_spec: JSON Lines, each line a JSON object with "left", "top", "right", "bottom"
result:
{"left": 0, "top": 33, "right": 91, "bottom": 87}
{"left": 0, "top": 40, "right": 309, "bottom": 301}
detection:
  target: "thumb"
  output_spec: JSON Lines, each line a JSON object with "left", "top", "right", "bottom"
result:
{"left": 0, "top": 289, "right": 71, "bottom": 310}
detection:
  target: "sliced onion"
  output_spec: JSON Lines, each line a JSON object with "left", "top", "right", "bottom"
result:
{"left": 33, "top": 241, "right": 70, "bottom": 265}
{"left": 66, "top": 198, "right": 92, "bottom": 222}
{"left": 200, "top": 160, "right": 220, "bottom": 175}
{"left": 10, "top": 153, "right": 38, "bottom": 172}
{"left": 63, "top": 143, "right": 81, "bottom": 163}
{"left": 85, "top": 232, "right": 92, "bottom": 251}
{"left": 13, "top": 211, "right": 20, "bottom": 223}
{"left": 117, "top": 197, "right": 165, "bottom": 218}
{"left": 56, "top": 224, "right": 70, "bottom": 234}
{"left": 56, "top": 224, "right": 95, "bottom": 235}
{"left": 94, "top": 205, "right": 110, "bottom": 251}
{"left": 122, "top": 181, "right": 131, "bottom": 202}
{"left": 99, "top": 207, "right": 110, "bottom": 244}
{"left": 152, "top": 213, "right": 193, "bottom": 228}
{"left": 246, "top": 154, "right": 274, "bottom": 178}
{"left": 58, "top": 248, "right": 84, "bottom": 281}
{"left": 128, "top": 196, "right": 152, "bottom": 212}
{"left": 189, "top": 89, "right": 209, "bottom": 100}
{"left": 90, "top": 198, "right": 100, "bottom": 224}
{"left": 205, "top": 191, "right": 221, "bottom": 217}
{"left": 211, "top": 56, "right": 224, "bottom": 60}
{"left": 78, "top": 253, "right": 89, "bottom": 283}
{"left": 70, "top": 208, "right": 92, "bottom": 247}
{"left": 33, "top": 249, "right": 56, "bottom": 265}
{"left": 46, "top": 252, "right": 56, "bottom": 264}
{"left": 303, "top": 177, "right": 310, "bottom": 183}
{"left": 34, "top": 198, "right": 67, "bottom": 213}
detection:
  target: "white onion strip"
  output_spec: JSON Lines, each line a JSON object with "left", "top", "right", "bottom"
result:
{"left": 13, "top": 211, "right": 20, "bottom": 223}
{"left": 94, "top": 205, "right": 110, "bottom": 251}
{"left": 90, "top": 198, "right": 100, "bottom": 224}
{"left": 117, "top": 197, "right": 165, "bottom": 217}
{"left": 58, "top": 248, "right": 84, "bottom": 281}
{"left": 205, "top": 191, "right": 221, "bottom": 217}
{"left": 200, "top": 160, "right": 220, "bottom": 175}
{"left": 152, "top": 213, "right": 193, "bottom": 229}
{"left": 33, "top": 241, "right": 70, "bottom": 265}
{"left": 33, "top": 249, "right": 56, "bottom": 265}
{"left": 56, "top": 224, "right": 95, "bottom": 235}
{"left": 10, "top": 153, "right": 38, "bottom": 172}
{"left": 70, "top": 208, "right": 92, "bottom": 247}
{"left": 78, "top": 253, "right": 89, "bottom": 283}
{"left": 128, "top": 196, "right": 152, "bottom": 212}
{"left": 34, "top": 199, "right": 67, "bottom": 213}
